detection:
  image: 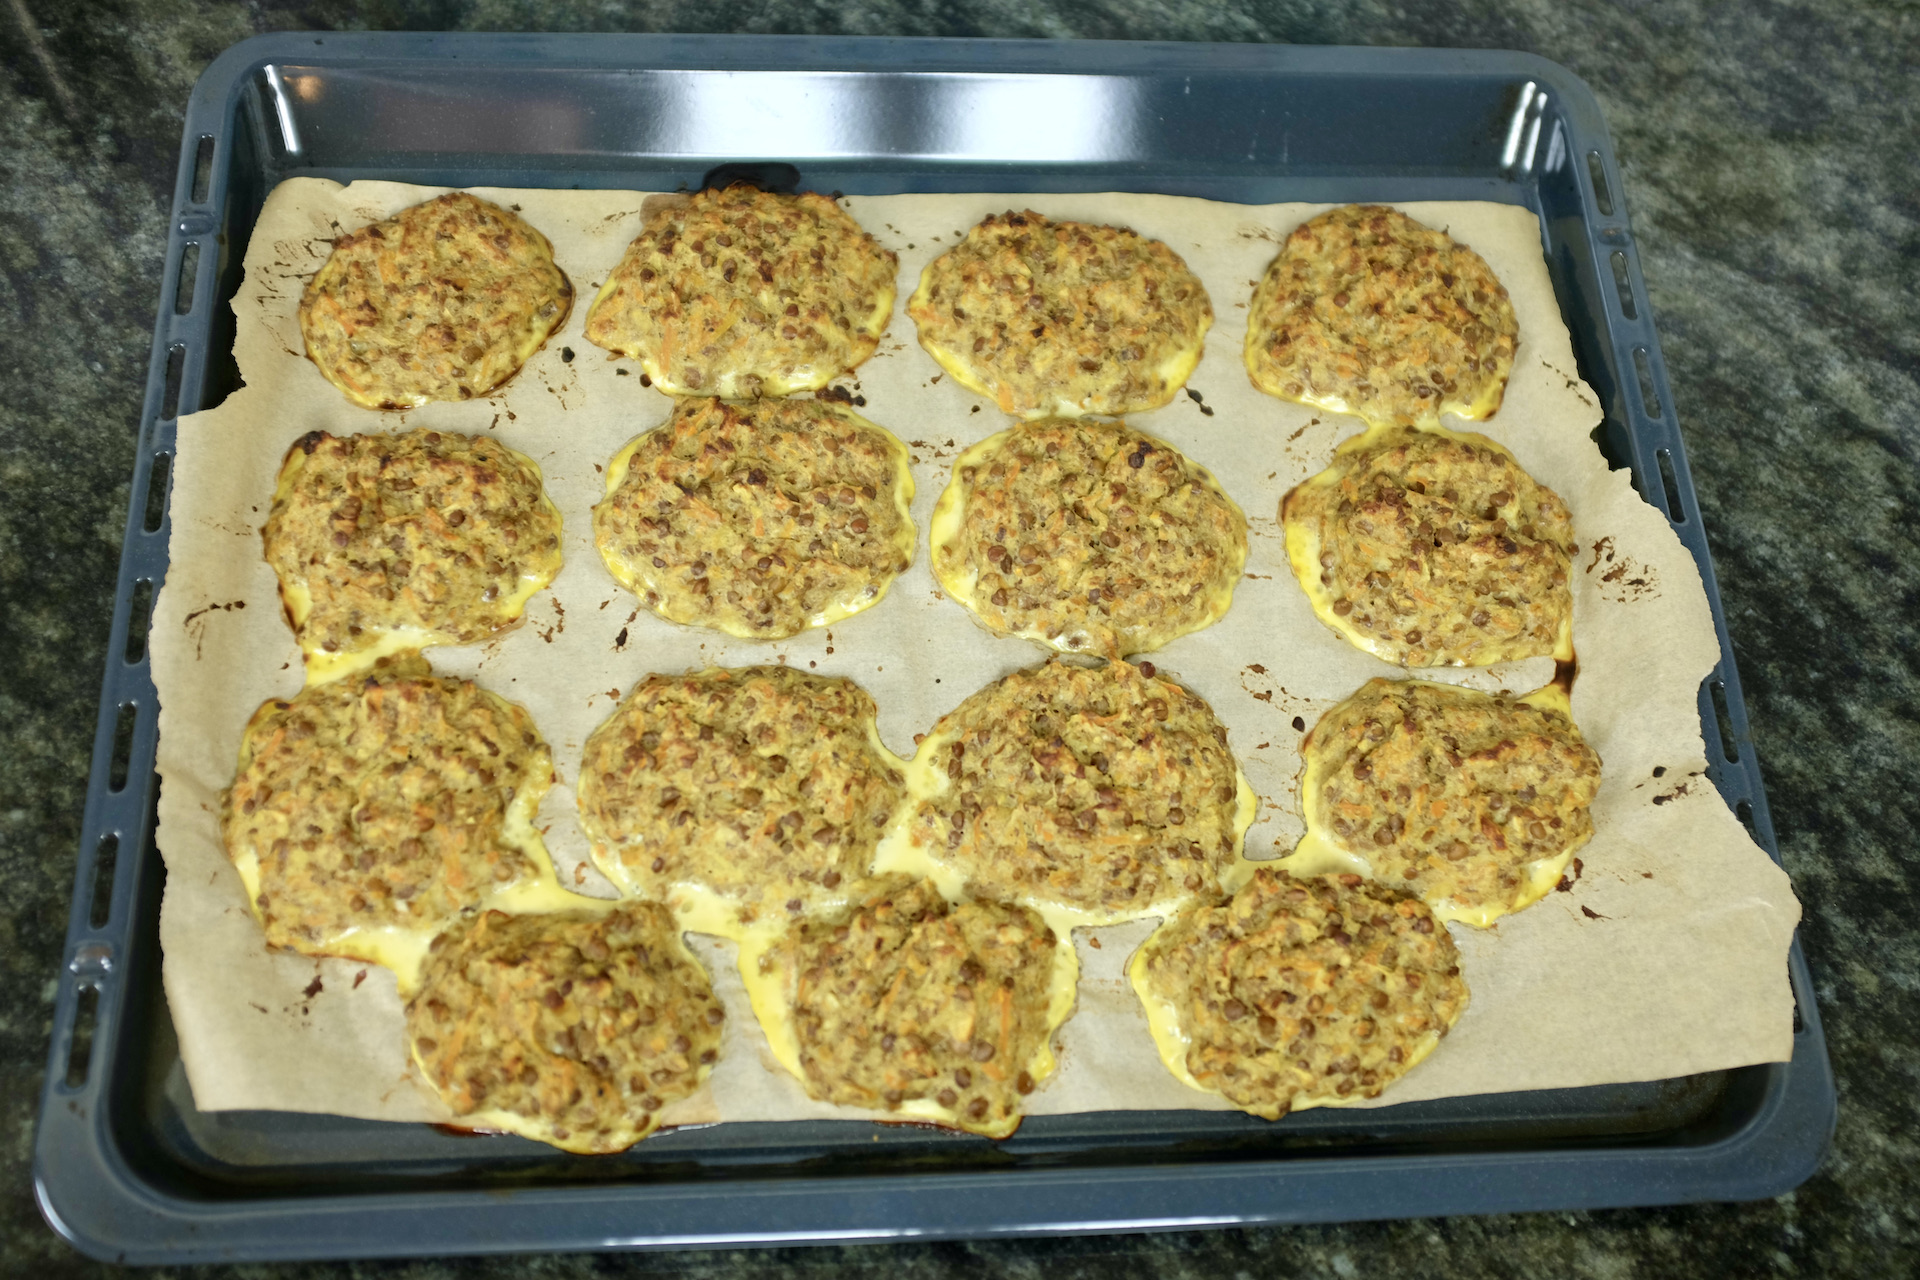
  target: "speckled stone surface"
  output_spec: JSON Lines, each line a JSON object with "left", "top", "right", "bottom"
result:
{"left": 2, "top": 1, "right": 1914, "bottom": 1275}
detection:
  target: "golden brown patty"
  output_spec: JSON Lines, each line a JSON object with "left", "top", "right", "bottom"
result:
{"left": 1132, "top": 869, "right": 1468, "bottom": 1118}
{"left": 930, "top": 418, "right": 1247, "bottom": 657}
{"left": 767, "top": 876, "right": 1065, "bottom": 1137}
{"left": 407, "top": 903, "right": 723, "bottom": 1153}
{"left": 908, "top": 210, "right": 1213, "bottom": 417}
{"left": 583, "top": 187, "right": 897, "bottom": 397}
{"left": 1282, "top": 425, "right": 1574, "bottom": 666}
{"left": 577, "top": 666, "right": 907, "bottom": 920}
{"left": 593, "top": 397, "right": 915, "bottom": 640}
{"left": 904, "top": 658, "right": 1253, "bottom": 923}
{"left": 220, "top": 654, "right": 555, "bottom": 963}
{"left": 264, "top": 429, "right": 563, "bottom": 677}
{"left": 298, "top": 192, "right": 572, "bottom": 410}
{"left": 1301, "top": 678, "right": 1601, "bottom": 924}
{"left": 1245, "top": 205, "right": 1517, "bottom": 426}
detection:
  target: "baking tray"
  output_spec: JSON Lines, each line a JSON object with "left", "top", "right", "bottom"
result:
{"left": 34, "top": 33, "right": 1834, "bottom": 1265}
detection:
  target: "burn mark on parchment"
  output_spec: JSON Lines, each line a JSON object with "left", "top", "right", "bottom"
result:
{"left": 1584, "top": 536, "right": 1660, "bottom": 603}
{"left": 183, "top": 599, "right": 248, "bottom": 660}
{"left": 1555, "top": 857, "right": 1585, "bottom": 892}
{"left": 1541, "top": 359, "right": 1595, "bottom": 407}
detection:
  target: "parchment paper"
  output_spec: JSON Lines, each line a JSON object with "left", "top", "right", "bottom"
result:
{"left": 151, "top": 181, "right": 1801, "bottom": 1127}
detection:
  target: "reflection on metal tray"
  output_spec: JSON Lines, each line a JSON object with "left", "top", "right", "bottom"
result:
{"left": 34, "top": 33, "right": 1833, "bottom": 1265}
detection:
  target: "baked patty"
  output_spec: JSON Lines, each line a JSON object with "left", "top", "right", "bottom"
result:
{"left": 583, "top": 187, "right": 897, "bottom": 397}
{"left": 221, "top": 654, "right": 556, "bottom": 965}
{"left": 1282, "top": 425, "right": 1574, "bottom": 666}
{"left": 264, "top": 429, "right": 564, "bottom": 682}
{"left": 759, "top": 876, "right": 1070, "bottom": 1137}
{"left": 908, "top": 210, "right": 1212, "bottom": 417}
{"left": 1245, "top": 205, "right": 1517, "bottom": 426}
{"left": 299, "top": 192, "right": 573, "bottom": 409}
{"left": 593, "top": 397, "right": 914, "bottom": 640}
{"left": 1132, "top": 869, "right": 1468, "bottom": 1118}
{"left": 577, "top": 666, "right": 907, "bottom": 924}
{"left": 1298, "top": 677, "right": 1601, "bottom": 926}
{"left": 903, "top": 658, "right": 1255, "bottom": 924}
{"left": 407, "top": 903, "right": 723, "bottom": 1153}
{"left": 930, "top": 418, "right": 1247, "bottom": 657}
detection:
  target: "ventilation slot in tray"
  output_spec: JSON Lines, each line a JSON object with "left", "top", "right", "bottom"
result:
{"left": 1657, "top": 449, "right": 1686, "bottom": 523}
{"left": 143, "top": 453, "right": 172, "bottom": 533}
{"left": 174, "top": 243, "right": 200, "bottom": 316}
{"left": 89, "top": 834, "right": 119, "bottom": 930}
{"left": 160, "top": 345, "right": 185, "bottom": 421}
{"left": 64, "top": 985, "right": 99, "bottom": 1089}
{"left": 1610, "top": 250, "right": 1637, "bottom": 320}
{"left": 107, "top": 703, "right": 137, "bottom": 793}
{"left": 1710, "top": 678, "right": 1740, "bottom": 763}
{"left": 124, "top": 579, "right": 154, "bottom": 663}
{"left": 190, "top": 134, "right": 215, "bottom": 204}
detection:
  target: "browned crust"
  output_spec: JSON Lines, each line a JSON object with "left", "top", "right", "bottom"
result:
{"left": 910, "top": 210, "right": 1212, "bottom": 417}
{"left": 592, "top": 397, "right": 914, "bottom": 639}
{"left": 264, "top": 429, "right": 563, "bottom": 662}
{"left": 1282, "top": 426, "right": 1573, "bottom": 666}
{"left": 934, "top": 418, "right": 1247, "bottom": 657}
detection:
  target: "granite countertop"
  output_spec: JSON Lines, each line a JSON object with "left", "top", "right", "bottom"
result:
{"left": 2, "top": 1, "right": 1914, "bottom": 1275}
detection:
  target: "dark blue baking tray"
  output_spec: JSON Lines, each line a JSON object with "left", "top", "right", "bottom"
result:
{"left": 34, "top": 33, "right": 1834, "bottom": 1265}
